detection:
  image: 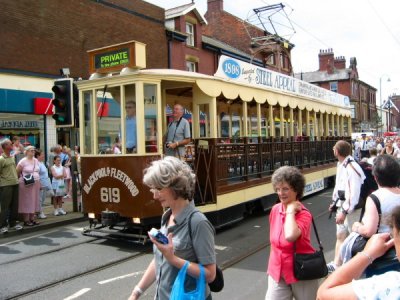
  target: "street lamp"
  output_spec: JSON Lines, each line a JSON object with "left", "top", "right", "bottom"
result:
{"left": 379, "top": 75, "right": 391, "bottom": 134}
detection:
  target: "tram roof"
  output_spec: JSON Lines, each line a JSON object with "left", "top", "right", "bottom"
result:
{"left": 78, "top": 68, "right": 351, "bottom": 117}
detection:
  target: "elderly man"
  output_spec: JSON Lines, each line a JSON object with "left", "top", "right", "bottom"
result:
{"left": 327, "top": 140, "right": 366, "bottom": 273}
{"left": 164, "top": 104, "right": 191, "bottom": 158}
{"left": 0, "top": 138, "right": 23, "bottom": 233}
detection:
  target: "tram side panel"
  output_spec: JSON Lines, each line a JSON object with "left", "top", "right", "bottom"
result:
{"left": 81, "top": 155, "right": 163, "bottom": 227}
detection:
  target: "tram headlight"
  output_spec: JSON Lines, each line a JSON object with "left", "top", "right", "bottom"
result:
{"left": 88, "top": 213, "right": 96, "bottom": 219}
{"left": 132, "top": 217, "right": 141, "bottom": 224}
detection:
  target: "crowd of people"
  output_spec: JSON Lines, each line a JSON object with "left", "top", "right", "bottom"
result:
{"left": 127, "top": 138, "right": 400, "bottom": 300}
{"left": 354, "top": 133, "right": 400, "bottom": 161}
{"left": 0, "top": 138, "right": 81, "bottom": 233}
{"left": 3, "top": 131, "right": 400, "bottom": 298}
{"left": 263, "top": 138, "right": 400, "bottom": 300}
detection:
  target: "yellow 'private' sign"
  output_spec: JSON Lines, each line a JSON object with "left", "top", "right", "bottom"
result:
{"left": 88, "top": 40, "right": 146, "bottom": 74}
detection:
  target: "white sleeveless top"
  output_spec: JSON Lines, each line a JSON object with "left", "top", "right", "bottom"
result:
{"left": 370, "top": 188, "right": 400, "bottom": 233}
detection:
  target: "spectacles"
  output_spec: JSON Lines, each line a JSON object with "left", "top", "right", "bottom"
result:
{"left": 125, "top": 106, "right": 134, "bottom": 109}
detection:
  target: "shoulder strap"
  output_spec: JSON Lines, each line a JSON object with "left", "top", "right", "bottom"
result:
{"left": 311, "top": 216, "right": 324, "bottom": 251}
{"left": 294, "top": 209, "right": 324, "bottom": 252}
{"left": 187, "top": 210, "right": 198, "bottom": 242}
{"left": 344, "top": 158, "right": 361, "bottom": 178}
{"left": 359, "top": 193, "right": 381, "bottom": 231}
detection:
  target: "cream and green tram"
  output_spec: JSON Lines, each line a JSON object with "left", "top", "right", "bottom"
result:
{"left": 78, "top": 55, "right": 352, "bottom": 241}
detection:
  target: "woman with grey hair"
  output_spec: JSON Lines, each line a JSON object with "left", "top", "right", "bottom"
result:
{"left": 128, "top": 156, "right": 216, "bottom": 300}
{"left": 265, "top": 166, "right": 319, "bottom": 300}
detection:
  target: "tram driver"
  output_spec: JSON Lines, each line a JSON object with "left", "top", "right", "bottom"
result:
{"left": 125, "top": 100, "right": 137, "bottom": 153}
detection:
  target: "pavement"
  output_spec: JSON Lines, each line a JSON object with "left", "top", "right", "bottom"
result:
{"left": 1, "top": 195, "right": 86, "bottom": 238}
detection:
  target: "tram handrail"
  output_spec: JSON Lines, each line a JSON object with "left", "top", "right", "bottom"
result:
{"left": 193, "top": 137, "right": 349, "bottom": 206}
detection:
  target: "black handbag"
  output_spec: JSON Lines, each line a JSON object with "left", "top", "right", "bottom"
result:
{"left": 293, "top": 215, "right": 328, "bottom": 280}
{"left": 188, "top": 211, "right": 224, "bottom": 292}
{"left": 22, "top": 161, "right": 36, "bottom": 186}
{"left": 350, "top": 235, "right": 369, "bottom": 257}
{"left": 23, "top": 174, "right": 35, "bottom": 185}
{"left": 351, "top": 194, "right": 381, "bottom": 257}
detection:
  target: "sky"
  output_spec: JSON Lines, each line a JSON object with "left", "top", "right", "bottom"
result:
{"left": 144, "top": 0, "right": 399, "bottom": 105}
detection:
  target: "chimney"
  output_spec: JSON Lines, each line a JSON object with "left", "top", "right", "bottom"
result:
{"left": 207, "top": 0, "right": 223, "bottom": 12}
{"left": 318, "top": 48, "right": 334, "bottom": 72}
{"left": 334, "top": 56, "right": 346, "bottom": 69}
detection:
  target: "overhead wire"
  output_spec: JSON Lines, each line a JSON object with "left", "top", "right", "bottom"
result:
{"left": 366, "top": 0, "right": 400, "bottom": 48}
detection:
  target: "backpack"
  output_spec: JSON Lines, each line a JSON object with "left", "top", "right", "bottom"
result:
{"left": 188, "top": 211, "right": 224, "bottom": 293}
{"left": 350, "top": 160, "right": 378, "bottom": 210}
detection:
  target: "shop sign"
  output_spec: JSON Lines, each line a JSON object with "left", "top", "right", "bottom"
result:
{"left": 0, "top": 120, "right": 38, "bottom": 128}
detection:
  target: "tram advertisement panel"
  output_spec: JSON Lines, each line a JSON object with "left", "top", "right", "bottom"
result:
{"left": 81, "top": 155, "right": 162, "bottom": 218}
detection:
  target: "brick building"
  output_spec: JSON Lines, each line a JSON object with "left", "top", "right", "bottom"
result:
{"left": 204, "top": 0, "right": 294, "bottom": 75}
{"left": 0, "top": 0, "right": 167, "bottom": 148}
{"left": 1, "top": 0, "right": 167, "bottom": 79}
{"left": 0, "top": 0, "right": 297, "bottom": 151}
{"left": 165, "top": 0, "right": 294, "bottom": 76}
{"left": 296, "top": 49, "right": 377, "bottom": 133}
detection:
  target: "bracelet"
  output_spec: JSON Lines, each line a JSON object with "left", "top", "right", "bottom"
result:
{"left": 360, "top": 251, "right": 374, "bottom": 265}
{"left": 133, "top": 285, "right": 144, "bottom": 296}
{"left": 176, "top": 142, "right": 179, "bottom": 147}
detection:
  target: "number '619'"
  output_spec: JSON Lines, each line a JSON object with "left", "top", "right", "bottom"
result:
{"left": 100, "top": 187, "right": 120, "bottom": 203}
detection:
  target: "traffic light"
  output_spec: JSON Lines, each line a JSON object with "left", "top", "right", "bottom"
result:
{"left": 52, "top": 78, "right": 74, "bottom": 127}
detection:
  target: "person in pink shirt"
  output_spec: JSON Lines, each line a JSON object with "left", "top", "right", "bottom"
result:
{"left": 265, "top": 166, "right": 319, "bottom": 300}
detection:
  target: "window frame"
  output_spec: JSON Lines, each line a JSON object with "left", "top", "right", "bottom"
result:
{"left": 330, "top": 81, "right": 338, "bottom": 93}
{"left": 186, "top": 61, "right": 196, "bottom": 72}
{"left": 186, "top": 22, "right": 195, "bottom": 47}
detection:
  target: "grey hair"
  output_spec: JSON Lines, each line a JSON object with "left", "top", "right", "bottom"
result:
{"left": 24, "top": 145, "right": 35, "bottom": 155}
{"left": 1, "top": 138, "right": 11, "bottom": 150}
{"left": 143, "top": 156, "right": 196, "bottom": 200}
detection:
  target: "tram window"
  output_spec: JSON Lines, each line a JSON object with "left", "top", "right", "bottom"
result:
{"left": 199, "top": 104, "right": 210, "bottom": 138}
{"left": 249, "top": 111, "right": 258, "bottom": 138}
{"left": 144, "top": 84, "right": 158, "bottom": 153}
{"left": 83, "top": 91, "right": 93, "bottom": 154}
{"left": 220, "top": 111, "right": 229, "bottom": 138}
{"left": 124, "top": 84, "right": 137, "bottom": 154}
{"left": 97, "top": 87, "right": 121, "bottom": 154}
{"left": 231, "top": 112, "right": 240, "bottom": 140}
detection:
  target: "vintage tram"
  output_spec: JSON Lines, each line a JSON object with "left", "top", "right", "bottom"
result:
{"left": 78, "top": 50, "right": 351, "bottom": 242}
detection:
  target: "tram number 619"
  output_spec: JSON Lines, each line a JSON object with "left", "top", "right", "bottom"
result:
{"left": 100, "top": 187, "right": 120, "bottom": 203}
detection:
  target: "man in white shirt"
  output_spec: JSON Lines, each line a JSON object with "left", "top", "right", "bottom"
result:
{"left": 327, "top": 140, "right": 366, "bottom": 273}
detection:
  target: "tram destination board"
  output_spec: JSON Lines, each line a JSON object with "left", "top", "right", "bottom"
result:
{"left": 80, "top": 155, "right": 162, "bottom": 220}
